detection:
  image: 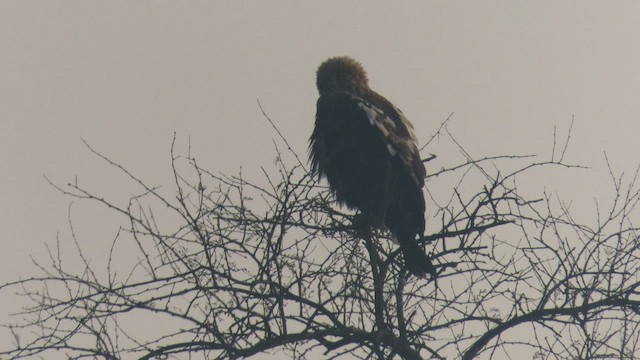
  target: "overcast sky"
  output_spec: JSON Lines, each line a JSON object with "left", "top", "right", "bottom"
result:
{"left": 2, "top": 1, "right": 640, "bottom": 354}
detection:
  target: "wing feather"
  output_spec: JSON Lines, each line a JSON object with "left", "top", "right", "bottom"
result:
{"left": 353, "top": 93, "right": 426, "bottom": 187}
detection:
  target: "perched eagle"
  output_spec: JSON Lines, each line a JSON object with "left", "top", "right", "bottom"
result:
{"left": 309, "top": 56, "right": 435, "bottom": 278}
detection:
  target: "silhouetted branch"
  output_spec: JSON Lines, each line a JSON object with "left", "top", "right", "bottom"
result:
{"left": 2, "top": 116, "right": 640, "bottom": 359}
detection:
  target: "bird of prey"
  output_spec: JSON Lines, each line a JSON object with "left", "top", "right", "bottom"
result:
{"left": 309, "top": 56, "right": 435, "bottom": 277}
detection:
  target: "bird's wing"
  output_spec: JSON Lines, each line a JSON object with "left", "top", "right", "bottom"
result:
{"left": 353, "top": 94, "right": 426, "bottom": 187}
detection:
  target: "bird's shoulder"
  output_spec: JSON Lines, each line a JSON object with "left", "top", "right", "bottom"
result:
{"left": 317, "top": 91, "right": 415, "bottom": 138}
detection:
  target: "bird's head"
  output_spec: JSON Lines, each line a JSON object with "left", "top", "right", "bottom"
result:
{"left": 316, "top": 56, "right": 369, "bottom": 96}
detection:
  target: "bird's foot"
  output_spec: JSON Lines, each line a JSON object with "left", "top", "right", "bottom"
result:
{"left": 351, "top": 213, "right": 373, "bottom": 240}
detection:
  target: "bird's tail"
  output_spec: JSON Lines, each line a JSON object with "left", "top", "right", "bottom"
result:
{"left": 398, "top": 237, "right": 436, "bottom": 278}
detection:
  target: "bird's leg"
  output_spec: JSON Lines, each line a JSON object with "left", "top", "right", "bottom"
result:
{"left": 351, "top": 212, "right": 373, "bottom": 240}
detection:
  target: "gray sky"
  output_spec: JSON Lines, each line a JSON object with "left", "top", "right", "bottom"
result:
{"left": 1, "top": 1, "right": 640, "bottom": 355}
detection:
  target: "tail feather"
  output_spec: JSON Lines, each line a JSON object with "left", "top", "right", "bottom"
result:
{"left": 399, "top": 238, "right": 436, "bottom": 278}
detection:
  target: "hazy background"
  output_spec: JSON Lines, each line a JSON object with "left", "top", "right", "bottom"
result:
{"left": 1, "top": 0, "right": 640, "bottom": 355}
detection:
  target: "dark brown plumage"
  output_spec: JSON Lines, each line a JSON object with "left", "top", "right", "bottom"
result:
{"left": 309, "top": 56, "right": 435, "bottom": 277}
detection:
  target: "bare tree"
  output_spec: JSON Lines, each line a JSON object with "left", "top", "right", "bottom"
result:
{"left": 2, "top": 116, "right": 640, "bottom": 359}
